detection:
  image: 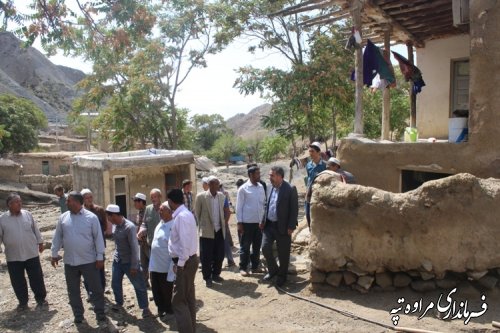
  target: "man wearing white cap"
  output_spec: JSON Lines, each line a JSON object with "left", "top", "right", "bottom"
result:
{"left": 201, "top": 177, "right": 209, "bottom": 191}
{"left": 106, "top": 204, "right": 152, "bottom": 318}
{"left": 194, "top": 176, "right": 226, "bottom": 287}
{"left": 305, "top": 142, "right": 326, "bottom": 230}
{"left": 326, "top": 157, "right": 356, "bottom": 184}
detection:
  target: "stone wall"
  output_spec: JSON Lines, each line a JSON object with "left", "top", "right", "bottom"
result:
{"left": 309, "top": 172, "right": 500, "bottom": 291}
{"left": 19, "top": 174, "right": 72, "bottom": 194}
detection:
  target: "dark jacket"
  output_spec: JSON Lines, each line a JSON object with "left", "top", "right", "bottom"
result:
{"left": 264, "top": 180, "right": 298, "bottom": 235}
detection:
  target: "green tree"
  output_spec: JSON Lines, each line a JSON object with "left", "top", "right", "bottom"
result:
{"left": 0, "top": 94, "right": 47, "bottom": 154}
{"left": 12, "top": 0, "right": 234, "bottom": 150}
{"left": 190, "top": 114, "right": 228, "bottom": 153}
{"left": 208, "top": 132, "right": 245, "bottom": 164}
{"left": 258, "top": 135, "right": 288, "bottom": 163}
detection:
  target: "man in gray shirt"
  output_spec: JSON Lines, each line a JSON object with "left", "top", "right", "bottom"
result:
{"left": 106, "top": 204, "right": 152, "bottom": 318}
{"left": 0, "top": 193, "right": 47, "bottom": 311}
{"left": 51, "top": 191, "right": 106, "bottom": 324}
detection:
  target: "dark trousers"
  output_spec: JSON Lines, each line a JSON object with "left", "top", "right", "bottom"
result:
{"left": 140, "top": 241, "right": 151, "bottom": 284}
{"left": 151, "top": 271, "right": 173, "bottom": 314}
{"left": 83, "top": 258, "right": 106, "bottom": 294}
{"left": 239, "top": 223, "right": 262, "bottom": 271}
{"left": 64, "top": 263, "right": 105, "bottom": 320}
{"left": 199, "top": 229, "right": 224, "bottom": 281}
{"left": 172, "top": 255, "right": 199, "bottom": 333}
{"left": 262, "top": 222, "right": 291, "bottom": 282}
{"left": 7, "top": 256, "right": 46, "bottom": 305}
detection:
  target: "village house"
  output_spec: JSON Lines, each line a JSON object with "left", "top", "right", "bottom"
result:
{"left": 278, "top": 0, "right": 498, "bottom": 193}
{"left": 72, "top": 149, "right": 196, "bottom": 218}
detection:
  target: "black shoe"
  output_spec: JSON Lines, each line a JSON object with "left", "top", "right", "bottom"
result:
{"left": 212, "top": 275, "right": 224, "bottom": 283}
{"left": 36, "top": 300, "right": 48, "bottom": 309}
{"left": 205, "top": 279, "right": 213, "bottom": 287}
{"left": 262, "top": 273, "right": 275, "bottom": 281}
{"left": 16, "top": 304, "right": 28, "bottom": 312}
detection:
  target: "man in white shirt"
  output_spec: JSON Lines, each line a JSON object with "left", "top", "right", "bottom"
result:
{"left": 149, "top": 201, "right": 176, "bottom": 318}
{"left": 168, "top": 189, "right": 198, "bottom": 333}
{"left": 236, "top": 166, "right": 266, "bottom": 276}
{"left": 194, "top": 176, "right": 226, "bottom": 287}
{"left": 0, "top": 193, "right": 47, "bottom": 311}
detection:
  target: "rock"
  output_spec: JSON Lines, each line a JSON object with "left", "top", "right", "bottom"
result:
{"left": 58, "top": 319, "right": 73, "bottom": 329}
{"left": 420, "top": 271, "right": 435, "bottom": 281}
{"left": 436, "top": 278, "right": 457, "bottom": 289}
{"left": 325, "top": 272, "right": 343, "bottom": 287}
{"left": 467, "top": 270, "right": 488, "bottom": 280}
{"left": 421, "top": 260, "right": 433, "bottom": 272}
{"left": 393, "top": 273, "right": 412, "bottom": 288}
{"left": 351, "top": 284, "right": 369, "bottom": 294}
{"left": 345, "top": 263, "right": 367, "bottom": 276}
{"left": 410, "top": 280, "right": 436, "bottom": 292}
{"left": 288, "top": 255, "right": 310, "bottom": 275}
{"left": 343, "top": 271, "right": 357, "bottom": 286}
{"left": 310, "top": 269, "right": 326, "bottom": 283}
{"left": 357, "top": 275, "right": 375, "bottom": 290}
{"left": 407, "top": 270, "right": 420, "bottom": 278}
{"left": 375, "top": 272, "right": 393, "bottom": 288}
{"left": 293, "top": 228, "right": 310, "bottom": 245}
{"left": 478, "top": 275, "right": 498, "bottom": 289}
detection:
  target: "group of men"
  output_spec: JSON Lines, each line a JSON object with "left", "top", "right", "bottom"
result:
{"left": 0, "top": 141, "right": 346, "bottom": 332}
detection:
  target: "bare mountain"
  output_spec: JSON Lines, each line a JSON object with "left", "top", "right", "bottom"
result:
{"left": 0, "top": 32, "right": 85, "bottom": 123}
{"left": 226, "top": 103, "right": 272, "bottom": 139}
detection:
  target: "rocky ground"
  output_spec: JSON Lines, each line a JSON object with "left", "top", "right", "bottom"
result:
{"left": 1, "top": 161, "right": 500, "bottom": 332}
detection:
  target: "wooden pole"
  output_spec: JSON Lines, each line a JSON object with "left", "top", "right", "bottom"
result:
{"left": 407, "top": 41, "right": 417, "bottom": 128}
{"left": 381, "top": 28, "right": 391, "bottom": 140}
{"left": 351, "top": 0, "right": 364, "bottom": 135}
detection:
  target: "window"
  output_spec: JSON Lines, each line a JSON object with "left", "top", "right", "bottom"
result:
{"left": 451, "top": 59, "right": 469, "bottom": 115}
{"left": 401, "top": 170, "right": 453, "bottom": 193}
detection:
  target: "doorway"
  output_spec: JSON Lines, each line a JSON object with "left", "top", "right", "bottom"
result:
{"left": 114, "top": 176, "right": 128, "bottom": 218}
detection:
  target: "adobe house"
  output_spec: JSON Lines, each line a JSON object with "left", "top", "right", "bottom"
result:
{"left": 11, "top": 152, "right": 87, "bottom": 176}
{"left": 278, "top": 0, "right": 499, "bottom": 193}
{"left": 72, "top": 149, "right": 196, "bottom": 218}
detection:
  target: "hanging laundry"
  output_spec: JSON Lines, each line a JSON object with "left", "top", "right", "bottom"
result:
{"left": 363, "top": 39, "right": 395, "bottom": 87}
{"left": 392, "top": 51, "right": 426, "bottom": 94}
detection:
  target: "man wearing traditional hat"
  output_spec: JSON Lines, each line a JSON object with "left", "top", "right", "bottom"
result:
{"left": 305, "top": 142, "right": 326, "bottom": 230}
{"left": 106, "top": 204, "right": 152, "bottom": 318}
{"left": 326, "top": 157, "right": 356, "bottom": 184}
{"left": 133, "top": 193, "right": 149, "bottom": 282}
{"left": 194, "top": 176, "right": 226, "bottom": 287}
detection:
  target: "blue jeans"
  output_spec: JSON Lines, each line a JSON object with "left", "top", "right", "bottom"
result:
{"left": 111, "top": 260, "right": 148, "bottom": 309}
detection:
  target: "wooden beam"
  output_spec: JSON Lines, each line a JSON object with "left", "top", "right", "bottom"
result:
{"left": 364, "top": 0, "right": 424, "bottom": 47}
{"left": 352, "top": 0, "right": 364, "bottom": 135}
{"left": 302, "top": 12, "right": 351, "bottom": 27}
{"left": 381, "top": 28, "right": 391, "bottom": 140}
{"left": 300, "top": 8, "right": 350, "bottom": 26}
{"left": 270, "top": 0, "right": 338, "bottom": 18}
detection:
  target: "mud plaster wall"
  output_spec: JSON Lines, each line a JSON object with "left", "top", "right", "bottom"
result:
{"left": 309, "top": 172, "right": 500, "bottom": 277}
{"left": 12, "top": 155, "right": 72, "bottom": 176}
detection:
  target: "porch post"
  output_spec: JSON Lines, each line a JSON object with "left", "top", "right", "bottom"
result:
{"left": 381, "top": 28, "right": 391, "bottom": 140}
{"left": 351, "top": 0, "right": 364, "bottom": 135}
{"left": 407, "top": 41, "right": 417, "bottom": 128}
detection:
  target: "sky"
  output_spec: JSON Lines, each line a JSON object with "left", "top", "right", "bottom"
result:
{"left": 43, "top": 38, "right": 285, "bottom": 121}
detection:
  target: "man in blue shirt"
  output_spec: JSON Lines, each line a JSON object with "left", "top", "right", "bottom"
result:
{"left": 51, "top": 191, "right": 106, "bottom": 325}
{"left": 305, "top": 142, "right": 326, "bottom": 230}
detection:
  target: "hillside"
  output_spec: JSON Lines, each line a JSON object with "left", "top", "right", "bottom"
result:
{"left": 226, "top": 103, "right": 272, "bottom": 139}
{"left": 0, "top": 32, "right": 85, "bottom": 123}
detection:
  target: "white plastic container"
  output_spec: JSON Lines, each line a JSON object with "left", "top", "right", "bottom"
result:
{"left": 448, "top": 117, "right": 468, "bottom": 143}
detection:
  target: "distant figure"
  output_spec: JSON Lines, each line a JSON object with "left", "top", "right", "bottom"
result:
{"left": 182, "top": 179, "right": 194, "bottom": 212}
{"left": 201, "top": 177, "right": 209, "bottom": 191}
{"left": 106, "top": 204, "right": 152, "bottom": 318}
{"left": 149, "top": 201, "right": 176, "bottom": 318}
{"left": 133, "top": 192, "right": 149, "bottom": 283}
{"left": 54, "top": 184, "right": 68, "bottom": 213}
{"left": 0, "top": 193, "right": 47, "bottom": 311}
{"left": 305, "top": 142, "right": 326, "bottom": 230}
{"left": 168, "top": 189, "right": 199, "bottom": 333}
{"left": 51, "top": 191, "right": 106, "bottom": 324}
{"left": 236, "top": 166, "right": 266, "bottom": 276}
{"left": 194, "top": 176, "right": 226, "bottom": 287}
{"left": 326, "top": 157, "right": 356, "bottom": 184}
{"left": 138, "top": 188, "right": 162, "bottom": 288}
{"left": 261, "top": 166, "right": 298, "bottom": 287}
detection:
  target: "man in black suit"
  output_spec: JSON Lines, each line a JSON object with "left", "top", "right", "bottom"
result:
{"left": 260, "top": 166, "right": 298, "bottom": 287}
